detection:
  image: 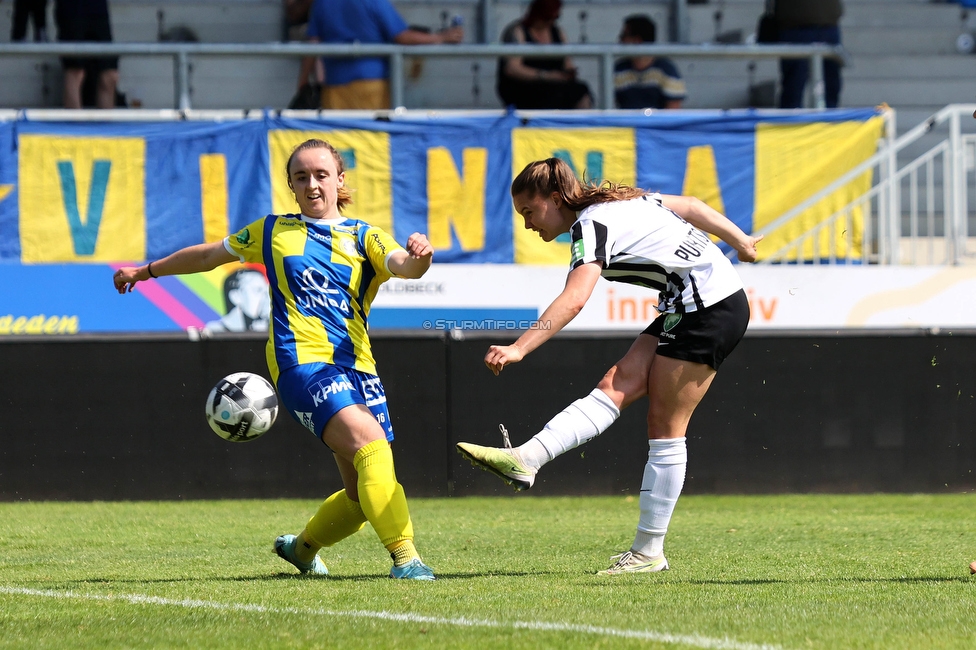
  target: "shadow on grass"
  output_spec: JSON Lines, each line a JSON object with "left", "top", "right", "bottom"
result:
{"left": 65, "top": 569, "right": 541, "bottom": 586}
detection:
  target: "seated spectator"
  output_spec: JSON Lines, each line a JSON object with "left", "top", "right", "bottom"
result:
{"left": 55, "top": 0, "right": 119, "bottom": 109}
{"left": 297, "top": 0, "right": 463, "bottom": 111}
{"left": 614, "top": 15, "right": 685, "bottom": 110}
{"left": 496, "top": 0, "right": 592, "bottom": 110}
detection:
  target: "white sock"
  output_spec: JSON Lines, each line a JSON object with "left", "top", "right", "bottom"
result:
{"left": 516, "top": 389, "right": 620, "bottom": 470}
{"left": 632, "top": 437, "right": 687, "bottom": 558}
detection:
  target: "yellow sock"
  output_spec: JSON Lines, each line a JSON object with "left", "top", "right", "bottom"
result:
{"left": 388, "top": 539, "right": 420, "bottom": 567}
{"left": 302, "top": 489, "right": 367, "bottom": 556}
{"left": 353, "top": 439, "right": 415, "bottom": 551}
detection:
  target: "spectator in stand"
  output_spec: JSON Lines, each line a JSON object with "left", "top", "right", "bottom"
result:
{"left": 496, "top": 0, "right": 592, "bottom": 110}
{"left": 55, "top": 0, "right": 119, "bottom": 109}
{"left": 771, "top": 0, "right": 843, "bottom": 109}
{"left": 11, "top": 0, "right": 48, "bottom": 42}
{"left": 296, "top": 0, "right": 463, "bottom": 111}
{"left": 614, "top": 15, "right": 685, "bottom": 110}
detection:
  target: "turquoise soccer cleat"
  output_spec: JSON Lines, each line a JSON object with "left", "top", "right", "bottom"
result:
{"left": 389, "top": 558, "right": 436, "bottom": 581}
{"left": 274, "top": 534, "right": 329, "bottom": 576}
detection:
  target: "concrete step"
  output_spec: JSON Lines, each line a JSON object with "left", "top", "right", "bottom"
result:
{"left": 843, "top": 2, "right": 971, "bottom": 28}
{"left": 120, "top": 55, "right": 298, "bottom": 110}
{"left": 843, "top": 78, "right": 976, "bottom": 107}
{"left": 111, "top": 2, "right": 283, "bottom": 44}
{"left": 843, "top": 26, "right": 963, "bottom": 54}
{"left": 686, "top": 1, "right": 971, "bottom": 43}
{"left": 844, "top": 54, "right": 976, "bottom": 78}
{"left": 0, "top": 57, "right": 59, "bottom": 108}
{"left": 680, "top": 57, "right": 780, "bottom": 79}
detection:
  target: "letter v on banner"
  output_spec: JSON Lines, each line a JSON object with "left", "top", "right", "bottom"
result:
{"left": 19, "top": 134, "right": 142, "bottom": 262}
{"left": 57, "top": 160, "right": 110, "bottom": 256}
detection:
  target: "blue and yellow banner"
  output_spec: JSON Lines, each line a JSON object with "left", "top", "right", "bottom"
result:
{"left": 0, "top": 109, "right": 884, "bottom": 333}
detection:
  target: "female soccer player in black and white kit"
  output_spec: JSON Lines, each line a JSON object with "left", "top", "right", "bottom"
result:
{"left": 458, "top": 157, "right": 763, "bottom": 574}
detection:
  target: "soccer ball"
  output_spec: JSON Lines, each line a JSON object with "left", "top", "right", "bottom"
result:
{"left": 205, "top": 372, "right": 278, "bottom": 442}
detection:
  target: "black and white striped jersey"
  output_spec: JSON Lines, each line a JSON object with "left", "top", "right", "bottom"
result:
{"left": 569, "top": 194, "right": 743, "bottom": 314}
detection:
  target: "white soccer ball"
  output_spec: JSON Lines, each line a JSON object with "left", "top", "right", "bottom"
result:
{"left": 205, "top": 372, "right": 278, "bottom": 442}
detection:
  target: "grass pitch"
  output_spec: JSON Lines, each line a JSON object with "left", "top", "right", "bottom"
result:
{"left": 1, "top": 494, "right": 974, "bottom": 649}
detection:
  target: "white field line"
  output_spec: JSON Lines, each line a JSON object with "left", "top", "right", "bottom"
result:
{"left": 0, "top": 585, "right": 782, "bottom": 650}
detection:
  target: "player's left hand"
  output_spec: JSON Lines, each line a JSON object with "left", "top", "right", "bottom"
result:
{"left": 737, "top": 234, "right": 764, "bottom": 263}
{"left": 405, "top": 233, "right": 433, "bottom": 260}
{"left": 484, "top": 343, "right": 524, "bottom": 376}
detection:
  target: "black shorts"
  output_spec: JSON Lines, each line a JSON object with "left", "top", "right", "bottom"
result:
{"left": 57, "top": 15, "right": 118, "bottom": 72}
{"left": 643, "top": 289, "right": 749, "bottom": 371}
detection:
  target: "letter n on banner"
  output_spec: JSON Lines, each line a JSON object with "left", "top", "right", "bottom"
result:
{"left": 18, "top": 135, "right": 146, "bottom": 262}
{"left": 511, "top": 128, "right": 635, "bottom": 265}
{"left": 427, "top": 147, "right": 486, "bottom": 251}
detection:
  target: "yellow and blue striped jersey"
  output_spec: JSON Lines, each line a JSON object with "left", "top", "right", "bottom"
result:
{"left": 224, "top": 214, "right": 402, "bottom": 381}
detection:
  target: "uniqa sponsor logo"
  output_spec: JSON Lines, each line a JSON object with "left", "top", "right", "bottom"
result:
{"left": 296, "top": 267, "right": 349, "bottom": 314}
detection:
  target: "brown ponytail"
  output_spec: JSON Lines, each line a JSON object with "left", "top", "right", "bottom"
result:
{"left": 511, "top": 158, "right": 648, "bottom": 211}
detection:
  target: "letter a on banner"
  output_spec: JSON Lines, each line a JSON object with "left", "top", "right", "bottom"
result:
{"left": 681, "top": 145, "right": 726, "bottom": 218}
{"left": 18, "top": 135, "right": 146, "bottom": 263}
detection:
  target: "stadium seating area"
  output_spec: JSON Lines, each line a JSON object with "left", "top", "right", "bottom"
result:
{"left": 0, "top": 0, "right": 974, "bottom": 123}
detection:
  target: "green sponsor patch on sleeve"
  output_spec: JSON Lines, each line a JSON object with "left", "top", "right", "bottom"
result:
{"left": 571, "top": 239, "right": 585, "bottom": 264}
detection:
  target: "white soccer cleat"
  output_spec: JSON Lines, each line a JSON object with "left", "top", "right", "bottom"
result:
{"left": 597, "top": 550, "right": 669, "bottom": 575}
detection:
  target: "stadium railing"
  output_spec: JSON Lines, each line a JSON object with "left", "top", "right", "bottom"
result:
{"left": 753, "top": 104, "right": 976, "bottom": 266}
{"left": 0, "top": 41, "right": 845, "bottom": 111}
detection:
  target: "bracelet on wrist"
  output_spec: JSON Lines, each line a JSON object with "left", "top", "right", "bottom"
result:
{"left": 147, "top": 261, "right": 157, "bottom": 278}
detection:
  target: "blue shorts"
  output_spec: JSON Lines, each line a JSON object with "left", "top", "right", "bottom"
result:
{"left": 275, "top": 363, "right": 394, "bottom": 442}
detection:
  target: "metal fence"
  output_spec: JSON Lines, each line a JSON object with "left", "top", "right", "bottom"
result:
{"left": 0, "top": 41, "right": 845, "bottom": 111}
{"left": 756, "top": 104, "right": 976, "bottom": 266}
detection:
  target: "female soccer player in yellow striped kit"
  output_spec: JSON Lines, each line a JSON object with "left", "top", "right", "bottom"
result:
{"left": 114, "top": 139, "right": 437, "bottom": 580}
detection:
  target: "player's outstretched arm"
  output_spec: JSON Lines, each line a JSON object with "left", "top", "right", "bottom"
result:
{"left": 484, "top": 261, "right": 602, "bottom": 376}
{"left": 388, "top": 232, "right": 433, "bottom": 279}
{"left": 659, "top": 194, "right": 763, "bottom": 262}
{"left": 114, "top": 241, "right": 238, "bottom": 293}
